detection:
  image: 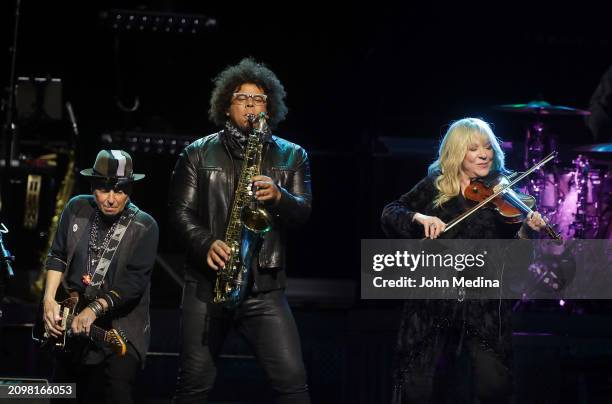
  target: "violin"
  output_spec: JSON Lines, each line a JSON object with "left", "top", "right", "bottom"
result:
{"left": 464, "top": 175, "right": 535, "bottom": 224}
{"left": 440, "top": 152, "right": 563, "bottom": 241}
{"left": 463, "top": 174, "right": 562, "bottom": 241}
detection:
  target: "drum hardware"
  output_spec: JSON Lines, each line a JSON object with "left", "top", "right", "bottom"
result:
{"left": 494, "top": 100, "right": 610, "bottom": 239}
{"left": 538, "top": 154, "right": 610, "bottom": 240}
{"left": 523, "top": 121, "right": 554, "bottom": 220}
{"left": 493, "top": 100, "right": 591, "bottom": 116}
{"left": 573, "top": 143, "right": 612, "bottom": 155}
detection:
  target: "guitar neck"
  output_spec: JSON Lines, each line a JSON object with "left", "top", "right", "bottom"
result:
{"left": 65, "top": 313, "right": 108, "bottom": 343}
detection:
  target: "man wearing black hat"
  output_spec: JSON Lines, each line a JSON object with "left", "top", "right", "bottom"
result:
{"left": 41, "top": 149, "right": 158, "bottom": 404}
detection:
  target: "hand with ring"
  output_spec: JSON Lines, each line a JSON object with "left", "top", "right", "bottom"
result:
{"left": 413, "top": 213, "right": 446, "bottom": 239}
{"left": 252, "top": 175, "right": 281, "bottom": 204}
{"left": 71, "top": 307, "right": 97, "bottom": 336}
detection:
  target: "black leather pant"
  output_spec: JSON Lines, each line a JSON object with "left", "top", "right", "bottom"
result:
{"left": 173, "top": 282, "right": 310, "bottom": 404}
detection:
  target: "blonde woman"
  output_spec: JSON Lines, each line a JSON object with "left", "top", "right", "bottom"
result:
{"left": 381, "top": 118, "right": 546, "bottom": 403}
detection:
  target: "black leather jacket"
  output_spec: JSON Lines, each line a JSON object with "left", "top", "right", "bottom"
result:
{"left": 169, "top": 131, "right": 312, "bottom": 300}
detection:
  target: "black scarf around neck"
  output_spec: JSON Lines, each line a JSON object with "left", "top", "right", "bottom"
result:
{"left": 222, "top": 120, "right": 272, "bottom": 159}
{"left": 223, "top": 120, "right": 248, "bottom": 151}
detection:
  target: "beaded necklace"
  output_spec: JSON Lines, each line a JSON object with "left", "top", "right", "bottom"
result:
{"left": 82, "top": 209, "right": 123, "bottom": 286}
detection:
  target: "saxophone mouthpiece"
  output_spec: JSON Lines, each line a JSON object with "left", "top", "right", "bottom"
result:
{"left": 256, "top": 113, "right": 269, "bottom": 133}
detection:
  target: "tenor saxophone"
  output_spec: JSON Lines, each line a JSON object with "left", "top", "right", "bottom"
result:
{"left": 213, "top": 112, "right": 273, "bottom": 308}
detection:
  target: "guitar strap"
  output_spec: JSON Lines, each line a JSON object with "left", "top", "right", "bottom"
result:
{"left": 84, "top": 204, "right": 139, "bottom": 301}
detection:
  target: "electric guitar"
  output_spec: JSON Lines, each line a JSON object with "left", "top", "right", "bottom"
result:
{"left": 32, "top": 293, "right": 128, "bottom": 356}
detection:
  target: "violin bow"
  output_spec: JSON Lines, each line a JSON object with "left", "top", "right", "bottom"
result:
{"left": 442, "top": 151, "right": 557, "bottom": 234}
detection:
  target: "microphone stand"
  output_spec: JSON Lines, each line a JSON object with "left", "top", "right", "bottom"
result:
{"left": 0, "top": 223, "right": 14, "bottom": 324}
{"left": 2, "top": 0, "right": 22, "bottom": 169}
{"left": 0, "top": 223, "right": 15, "bottom": 279}
{"left": 0, "top": 0, "right": 20, "bottom": 327}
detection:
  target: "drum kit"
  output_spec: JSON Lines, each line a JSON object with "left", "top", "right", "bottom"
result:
{"left": 494, "top": 100, "right": 612, "bottom": 239}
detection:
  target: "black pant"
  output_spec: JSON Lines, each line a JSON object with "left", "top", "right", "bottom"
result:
{"left": 51, "top": 346, "right": 140, "bottom": 404}
{"left": 393, "top": 336, "right": 512, "bottom": 404}
{"left": 173, "top": 282, "right": 310, "bottom": 404}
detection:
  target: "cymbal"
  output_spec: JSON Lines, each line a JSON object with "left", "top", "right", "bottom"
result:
{"left": 494, "top": 100, "right": 591, "bottom": 116}
{"left": 574, "top": 143, "right": 612, "bottom": 153}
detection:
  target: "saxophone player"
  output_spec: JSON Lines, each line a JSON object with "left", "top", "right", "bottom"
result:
{"left": 169, "top": 58, "right": 312, "bottom": 403}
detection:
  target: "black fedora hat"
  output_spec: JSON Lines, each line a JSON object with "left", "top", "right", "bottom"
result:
{"left": 80, "top": 150, "right": 145, "bottom": 183}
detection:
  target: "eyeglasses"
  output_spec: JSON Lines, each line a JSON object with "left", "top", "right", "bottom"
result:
{"left": 232, "top": 92, "right": 267, "bottom": 106}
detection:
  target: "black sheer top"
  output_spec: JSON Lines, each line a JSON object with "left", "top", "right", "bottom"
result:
{"left": 381, "top": 174, "right": 522, "bottom": 381}
{"left": 381, "top": 174, "right": 521, "bottom": 239}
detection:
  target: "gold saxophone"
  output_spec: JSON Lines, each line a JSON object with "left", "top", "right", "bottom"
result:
{"left": 31, "top": 150, "right": 76, "bottom": 297}
{"left": 213, "top": 112, "right": 273, "bottom": 308}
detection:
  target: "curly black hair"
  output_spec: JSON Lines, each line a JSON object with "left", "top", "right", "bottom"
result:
{"left": 209, "top": 58, "right": 288, "bottom": 129}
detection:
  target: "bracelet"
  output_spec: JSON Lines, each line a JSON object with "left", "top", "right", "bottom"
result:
{"left": 88, "top": 301, "right": 101, "bottom": 317}
{"left": 87, "top": 300, "right": 105, "bottom": 318}
{"left": 102, "top": 293, "right": 114, "bottom": 310}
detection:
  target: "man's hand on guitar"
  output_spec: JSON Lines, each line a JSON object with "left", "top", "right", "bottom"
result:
{"left": 71, "top": 307, "right": 97, "bottom": 336}
{"left": 43, "top": 298, "right": 63, "bottom": 338}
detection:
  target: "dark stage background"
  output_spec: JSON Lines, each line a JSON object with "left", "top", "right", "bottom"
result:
{"left": 1, "top": 2, "right": 612, "bottom": 403}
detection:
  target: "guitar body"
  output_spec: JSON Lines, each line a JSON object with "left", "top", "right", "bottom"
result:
{"left": 32, "top": 291, "right": 128, "bottom": 356}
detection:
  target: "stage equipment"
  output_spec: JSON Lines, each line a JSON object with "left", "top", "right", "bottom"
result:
{"left": 538, "top": 155, "right": 611, "bottom": 239}
{"left": 494, "top": 100, "right": 591, "bottom": 116}
{"left": 100, "top": 9, "right": 217, "bottom": 35}
{"left": 494, "top": 100, "right": 612, "bottom": 239}
{"left": 32, "top": 103, "right": 79, "bottom": 297}
{"left": 23, "top": 174, "right": 42, "bottom": 229}
{"left": 2, "top": 0, "right": 22, "bottom": 168}
{"left": 100, "top": 131, "right": 197, "bottom": 155}
{"left": 574, "top": 143, "right": 612, "bottom": 154}
{"left": 15, "top": 77, "right": 63, "bottom": 122}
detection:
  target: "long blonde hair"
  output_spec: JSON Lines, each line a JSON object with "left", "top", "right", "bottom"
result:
{"left": 428, "top": 118, "right": 506, "bottom": 207}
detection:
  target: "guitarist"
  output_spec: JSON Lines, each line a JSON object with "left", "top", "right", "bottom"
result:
{"left": 41, "top": 150, "right": 158, "bottom": 404}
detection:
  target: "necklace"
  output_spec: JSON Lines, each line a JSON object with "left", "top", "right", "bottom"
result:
{"left": 83, "top": 210, "right": 122, "bottom": 286}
